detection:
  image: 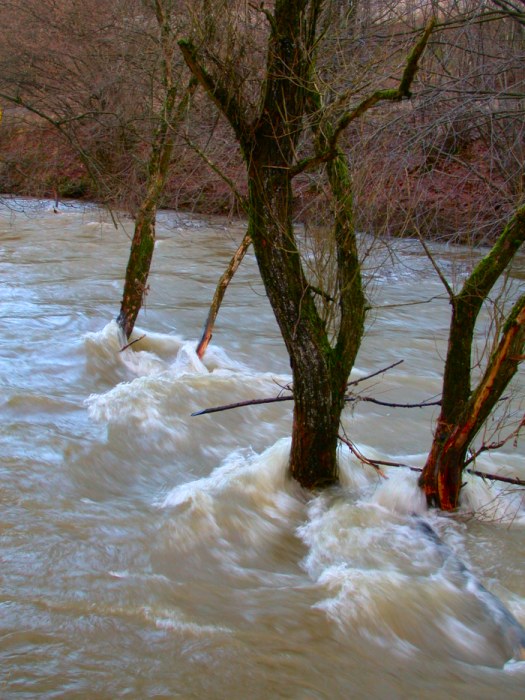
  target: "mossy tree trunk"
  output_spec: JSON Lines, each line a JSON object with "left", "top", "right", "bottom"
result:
{"left": 420, "top": 207, "right": 525, "bottom": 509}
{"left": 181, "top": 0, "right": 362, "bottom": 487}
{"left": 117, "top": 1, "right": 194, "bottom": 339}
{"left": 180, "top": 2, "right": 432, "bottom": 489}
{"left": 243, "top": 0, "right": 354, "bottom": 487}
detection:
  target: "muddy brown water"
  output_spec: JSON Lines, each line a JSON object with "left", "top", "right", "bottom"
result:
{"left": 1, "top": 199, "right": 524, "bottom": 698}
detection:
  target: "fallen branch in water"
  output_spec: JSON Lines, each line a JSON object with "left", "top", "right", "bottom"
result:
{"left": 119, "top": 334, "right": 146, "bottom": 352}
{"left": 338, "top": 431, "right": 387, "bottom": 478}
{"left": 191, "top": 393, "right": 440, "bottom": 416}
{"left": 343, "top": 445, "right": 525, "bottom": 488}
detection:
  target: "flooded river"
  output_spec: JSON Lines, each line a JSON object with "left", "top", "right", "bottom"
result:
{"left": 1, "top": 199, "right": 524, "bottom": 698}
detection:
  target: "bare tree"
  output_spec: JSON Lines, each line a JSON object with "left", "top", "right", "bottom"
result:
{"left": 419, "top": 207, "right": 525, "bottom": 509}
{"left": 180, "top": 0, "right": 433, "bottom": 488}
{"left": 117, "top": 0, "right": 196, "bottom": 339}
{"left": 0, "top": 0, "right": 196, "bottom": 339}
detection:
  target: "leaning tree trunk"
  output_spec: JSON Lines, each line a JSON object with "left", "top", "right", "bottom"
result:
{"left": 196, "top": 231, "right": 251, "bottom": 359}
{"left": 421, "top": 296, "right": 525, "bottom": 509}
{"left": 420, "top": 207, "right": 525, "bottom": 508}
{"left": 117, "top": 199, "right": 158, "bottom": 339}
{"left": 117, "top": 1, "right": 194, "bottom": 339}
{"left": 116, "top": 82, "right": 195, "bottom": 339}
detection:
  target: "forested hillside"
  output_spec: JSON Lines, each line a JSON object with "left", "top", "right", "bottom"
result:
{"left": 0, "top": 0, "right": 523, "bottom": 242}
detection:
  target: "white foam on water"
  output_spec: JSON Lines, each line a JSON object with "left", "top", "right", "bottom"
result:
{"left": 84, "top": 320, "right": 123, "bottom": 358}
{"left": 170, "top": 341, "right": 209, "bottom": 377}
{"left": 196, "top": 343, "right": 250, "bottom": 373}
{"left": 370, "top": 465, "right": 428, "bottom": 515}
{"left": 160, "top": 439, "right": 302, "bottom": 562}
{"left": 84, "top": 220, "right": 118, "bottom": 230}
{"left": 87, "top": 373, "right": 169, "bottom": 431}
{"left": 84, "top": 323, "right": 291, "bottom": 461}
{"left": 459, "top": 468, "right": 525, "bottom": 525}
{"left": 337, "top": 442, "right": 385, "bottom": 491}
{"left": 440, "top": 614, "right": 489, "bottom": 656}
{"left": 162, "top": 437, "right": 294, "bottom": 511}
{"left": 504, "top": 659, "right": 525, "bottom": 674}
{"left": 140, "top": 606, "right": 232, "bottom": 636}
{"left": 84, "top": 321, "right": 262, "bottom": 381}
{"left": 298, "top": 493, "right": 438, "bottom": 585}
{"left": 297, "top": 476, "right": 521, "bottom": 666}
{"left": 119, "top": 347, "right": 168, "bottom": 377}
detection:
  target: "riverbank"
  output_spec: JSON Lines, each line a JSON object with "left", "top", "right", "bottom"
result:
{"left": 0, "top": 114, "right": 512, "bottom": 243}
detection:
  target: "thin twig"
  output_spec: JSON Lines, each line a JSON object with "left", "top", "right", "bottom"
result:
{"left": 338, "top": 431, "right": 387, "bottom": 478}
{"left": 417, "top": 234, "right": 454, "bottom": 300}
{"left": 346, "top": 396, "right": 441, "bottom": 408}
{"left": 347, "top": 360, "right": 403, "bottom": 387}
{"left": 119, "top": 334, "right": 146, "bottom": 352}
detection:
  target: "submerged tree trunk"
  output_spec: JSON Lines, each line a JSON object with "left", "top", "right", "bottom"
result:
{"left": 116, "top": 84, "right": 194, "bottom": 338}
{"left": 420, "top": 208, "right": 525, "bottom": 509}
{"left": 117, "top": 2, "right": 194, "bottom": 339}
{"left": 196, "top": 231, "right": 251, "bottom": 359}
{"left": 246, "top": 168, "right": 352, "bottom": 487}
{"left": 117, "top": 200, "right": 157, "bottom": 339}
{"left": 180, "top": 2, "right": 432, "bottom": 489}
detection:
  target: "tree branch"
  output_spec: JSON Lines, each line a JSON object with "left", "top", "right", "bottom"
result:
{"left": 347, "top": 360, "right": 404, "bottom": 387}
{"left": 191, "top": 391, "right": 440, "bottom": 416}
{"left": 417, "top": 235, "right": 454, "bottom": 300}
{"left": 290, "top": 18, "right": 435, "bottom": 177}
{"left": 0, "top": 91, "right": 119, "bottom": 227}
{"left": 184, "top": 136, "right": 248, "bottom": 210}
{"left": 178, "top": 39, "right": 250, "bottom": 146}
{"left": 191, "top": 394, "right": 292, "bottom": 416}
{"left": 330, "top": 18, "right": 435, "bottom": 147}
{"left": 340, "top": 443, "right": 525, "bottom": 488}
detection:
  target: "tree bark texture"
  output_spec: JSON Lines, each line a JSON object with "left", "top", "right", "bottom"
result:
{"left": 180, "top": 2, "right": 431, "bottom": 489}
{"left": 117, "top": 2, "right": 194, "bottom": 339}
{"left": 420, "top": 208, "right": 525, "bottom": 509}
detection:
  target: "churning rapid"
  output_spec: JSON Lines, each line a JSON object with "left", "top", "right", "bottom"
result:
{"left": 1, "top": 199, "right": 524, "bottom": 699}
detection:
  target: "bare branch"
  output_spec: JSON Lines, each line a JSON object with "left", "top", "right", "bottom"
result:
{"left": 191, "top": 393, "right": 292, "bottom": 416}
{"left": 417, "top": 235, "right": 454, "bottom": 300}
{"left": 191, "top": 390, "right": 440, "bottom": 416}
{"left": 338, "top": 431, "right": 387, "bottom": 478}
{"left": 341, "top": 444, "right": 525, "bottom": 488}
{"left": 184, "top": 136, "right": 248, "bottom": 211}
{"left": 347, "top": 360, "right": 404, "bottom": 387}
{"left": 178, "top": 39, "right": 250, "bottom": 147}
{"left": 329, "top": 19, "right": 436, "bottom": 150}
{"left": 290, "top": 18, "right": 436, "bottom": 177}
{"left": 119, "top": 334, "right": 146, "bottom": 352}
